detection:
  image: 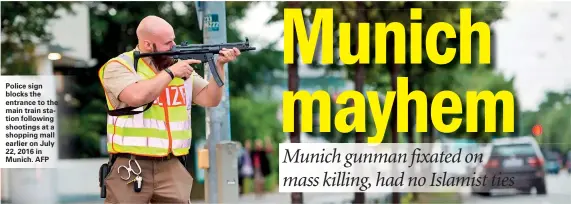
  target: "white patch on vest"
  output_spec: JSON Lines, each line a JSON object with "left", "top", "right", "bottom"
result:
{"left": 153, "top": 97, "right": 164, "bottom": 106}
{"left": 133, "top": 113, "right": 144, "bottom": 126}
{"left": 171, "top": 86, "right": 182, "bottom": 106}
{"left": 178, "top": 86, "right": 187, "bottom": 105}
{"left": 184, "top": 79, "right": 193, "bottom": 111}
{"left": 108, "top": 134, "right": 191, "bottom": 149}
{"left": 165, "top": 87, "right": 170, "bottom": 105}
{"left": 107, "top": 115, "right": 191, "bottom": 131}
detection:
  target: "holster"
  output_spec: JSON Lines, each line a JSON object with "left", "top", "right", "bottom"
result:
{"left": 99, "top": 154, "right": 118, "bottom": 198}
{"left": 178, "top": 155, "right": 187, "bottom": 168}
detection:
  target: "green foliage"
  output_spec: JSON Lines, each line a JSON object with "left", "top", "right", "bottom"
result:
{"left": 230, "top": 97, "right": 284, "bottom": 144}
{"left": 522, "top": 90, "right": 571, "bottom": 153}
{"left": 440, "top": 68, "right": 516, "bottom": 142}
{"left": 229, "top": 97, "right": 283, "bottom": 179}
{"left": 228, "top": 45, "right": 284, "bottom": 97}
{"left": 1, "top": 2, "right": 74, "bottom": 75}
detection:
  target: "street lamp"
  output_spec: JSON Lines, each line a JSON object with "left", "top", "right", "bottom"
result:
{"left": 34, "top": 44, "right": 71, "bottom": 75}
{"left": 46, "top": 44, "right": 69, "bottom": 60}
{"left": 48, "top": 53, "right": 62, "bottom": 61}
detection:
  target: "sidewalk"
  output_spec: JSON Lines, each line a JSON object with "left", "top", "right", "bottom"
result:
{"left": 191, "top": 192, "right": 388, "bottom": 204}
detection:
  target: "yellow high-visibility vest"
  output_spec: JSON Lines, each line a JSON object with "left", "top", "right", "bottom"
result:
{"left": 98, "top": 50, "right": 193, "bottom": 157}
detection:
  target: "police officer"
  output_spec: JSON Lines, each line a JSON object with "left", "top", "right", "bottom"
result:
{"left": 98, "top": 15, "right": 241, "bottom": 203}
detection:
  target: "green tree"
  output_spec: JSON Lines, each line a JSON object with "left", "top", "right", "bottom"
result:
{"left": 1, "top": 2, "right": 74, "bottom": 75}
{"left": 438, "top": 68, "right": 517, "bottom": 142}
{"left": 522, "top": 90, "right": 571, "bottom": 153}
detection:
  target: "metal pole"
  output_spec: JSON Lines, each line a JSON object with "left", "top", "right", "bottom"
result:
{"left": 200, "top": 1, "right": 237, "bottom": 203}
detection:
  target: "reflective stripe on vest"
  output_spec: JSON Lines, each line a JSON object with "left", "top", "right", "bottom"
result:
{"left": 118, "top": 53, "right": 134, "bottom": 68}
{"left": 98, "top": 50, "right": 193, "bottom": 157}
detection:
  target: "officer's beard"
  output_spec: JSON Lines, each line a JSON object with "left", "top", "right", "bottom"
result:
{"left": 151, "top": 43, "right": 176, "bottom": 71}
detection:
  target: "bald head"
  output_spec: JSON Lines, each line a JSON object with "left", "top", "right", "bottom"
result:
{"left": 136, "top": 15, "right": 175, "bottom": 53}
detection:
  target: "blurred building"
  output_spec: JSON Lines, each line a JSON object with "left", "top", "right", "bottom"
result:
{"left": 0, "top": 4, "right": 95, "bottom": 75}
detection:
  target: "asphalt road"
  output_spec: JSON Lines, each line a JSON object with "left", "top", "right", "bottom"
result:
{"left": 464, "top": 172, "right": 571, "bottom": 204}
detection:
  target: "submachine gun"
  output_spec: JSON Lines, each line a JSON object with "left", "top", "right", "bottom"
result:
{"left": 133, "top": 38, "right": 256, "bottom": 87}
{"left": 98, "top": 39, "right": 255, "bottom": 198}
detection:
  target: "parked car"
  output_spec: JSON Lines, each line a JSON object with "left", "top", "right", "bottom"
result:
{"left": 472, "top": 136, "right": 547, "bottom": 196}
{"left": 543, "top": 151, "right": 561, "bottom": 174}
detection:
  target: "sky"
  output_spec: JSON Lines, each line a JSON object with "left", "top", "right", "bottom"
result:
{"left": 493, "top": 1, "right": 571, "bottom": 111}
{"left": 235, "top": 1, "right": 571, "bottom": 112}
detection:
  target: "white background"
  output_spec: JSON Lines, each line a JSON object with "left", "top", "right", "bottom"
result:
{"left": 1, "top": 76, "right": 59, "bottom": 168}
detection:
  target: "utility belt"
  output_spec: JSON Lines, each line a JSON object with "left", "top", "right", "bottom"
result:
{"left": 98, "top": 152, "right": 188, "bottom": 198}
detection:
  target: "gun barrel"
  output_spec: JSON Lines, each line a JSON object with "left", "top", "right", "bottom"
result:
{"left": 174, "top": 44, "right": 255, "bottom": 52}
{"left": 192, "top": 41, "right": 249, "bottom": 47}
{"left": 239, "top": 47, "right": 256, "bottom": 51}
{"left": 134, "top": 41, "right": 256, "bottom": 58}
{"left": 178, "top": 43, "right": 251, "bottom": 49}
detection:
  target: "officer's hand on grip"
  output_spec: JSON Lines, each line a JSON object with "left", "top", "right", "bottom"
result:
{"left": 169, "top": 59, "right": 201, "bottom": 79}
